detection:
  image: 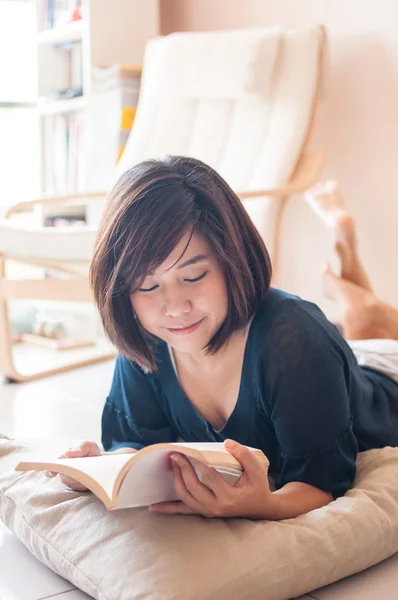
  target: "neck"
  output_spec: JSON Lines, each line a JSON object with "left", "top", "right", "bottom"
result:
{"left": 172, "top": 326, "right": 248, "bottom": 373}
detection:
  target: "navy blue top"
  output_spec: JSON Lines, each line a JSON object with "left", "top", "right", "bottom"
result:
{"left": 102, "top": 288, "right": 398, "bottom": 498}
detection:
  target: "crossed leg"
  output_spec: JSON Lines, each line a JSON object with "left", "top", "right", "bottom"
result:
{"left": 305, "top": 182, "right": 398, "bottom": 341}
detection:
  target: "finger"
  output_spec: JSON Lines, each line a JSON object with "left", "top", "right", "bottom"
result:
{"left": 188, "top": 456, "right": 229, "bottom": 495}
{"left": 149, "top": 501, "right": 197, "bottom": 515}
{"left": 45, "top": 471, "right": 57, "bottom": 478}
{"left": 171, "top": 454, "right": 215, "bottom": 505}
{"left": 79, "top": 441, "right": 100, "bottom": 456}
{"left": 223, "top": 440, "right": 265, "bottom": 482}
{"left": 61, "top": 441, "right": 100, "bottom": 459}
{"left": 63, "top": 449, "right": 85, "bottom": 458}
{"left": 171, "top": 462, "right": 211, "bottom": 514}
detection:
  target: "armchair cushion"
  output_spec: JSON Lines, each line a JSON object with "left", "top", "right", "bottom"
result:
{"left": 115, "top": 26, "right": 325, "bottom": 253}
{"left": 155, "top": 28, "right": 282, "bottom": 100}
{"left": 116, "top": 26, "right": 325, "bottom": 195}
{"left": 0, "top": 218, "right": 96, "bottom": 262}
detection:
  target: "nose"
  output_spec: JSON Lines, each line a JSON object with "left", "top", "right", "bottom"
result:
{"left": 163, "top": 289, "right": 192, "bottom": 317}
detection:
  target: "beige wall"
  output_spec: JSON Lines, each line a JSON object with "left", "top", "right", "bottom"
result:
{"left": 91, "top": 0, "right": 159, "bottom": 67}
{"left": 160, "top": 0, "right": 398, "bottom": 319}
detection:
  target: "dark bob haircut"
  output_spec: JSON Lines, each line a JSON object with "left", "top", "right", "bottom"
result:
{"left": 90, "top": 156, "right": 272, "bottom": 372}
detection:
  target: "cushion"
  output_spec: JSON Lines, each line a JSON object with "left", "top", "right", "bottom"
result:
{"left": 1, "top": 436, "right": 398, "bottom": 600}
{"left": 0, "top": 218, "right": 96, "bottom": 262}
{"left": 116, "top": 26, "right": 324, "bottom": 193}
{"left": 150, "top": 28, "right": 282, "bottom": 100}
{"left": 114, "top": 26, "right": 325, "bottom": 261}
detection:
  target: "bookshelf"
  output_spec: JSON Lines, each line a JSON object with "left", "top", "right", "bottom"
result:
{"left": 36, "top": 18, "right": 87, "bottom": 44}
{"left": 16, "top": 0, "right": 159, "bottom": 355}
{"left": 37, "top": 95, "right": 88, "bottom": 116}
{"left": 34, "top": 0, "right": 159, "bottom": 226}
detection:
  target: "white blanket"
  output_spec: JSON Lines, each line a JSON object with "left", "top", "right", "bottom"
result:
{"left": 349, "top": 338, "right": 398, "bottom": 383}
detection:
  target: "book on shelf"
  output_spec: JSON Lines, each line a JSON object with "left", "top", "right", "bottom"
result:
{"left": 40, "top": 0, "right": 82, "bottom": 32}
{"left": 44, "top": 215, "right": 86, "bottom": 227}
{"left": 43, "top": 111, "right": 86, "bottom": 195}
{"left": 15, "top": 442, "right": 270, "bottom": 510}
{"left": 56, "top": 39, "right": 83, "bottom": 93}
{"left": 88, "top": 65, "right": 142, "bottom": 187}
{"left": 70, "top": 40, "right": 83, "bottom": 89}
{"left": 38, "top": 39, "right": 83, "bottom": 103}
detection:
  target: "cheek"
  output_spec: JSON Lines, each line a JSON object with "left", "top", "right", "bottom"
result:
{"left": 199, "top": 275, "right": 228, "bottom": 311}
{"left": 131, "top": 295, "right": 158, "bottom": 326}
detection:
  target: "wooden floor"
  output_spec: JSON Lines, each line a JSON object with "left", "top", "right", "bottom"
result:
{"left": 0, "top": 357, "right": 115, "bottom": 441}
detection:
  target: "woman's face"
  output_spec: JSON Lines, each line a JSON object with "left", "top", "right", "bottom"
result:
{"left": 130, "top": 232, "right": 228, "bottom": 355}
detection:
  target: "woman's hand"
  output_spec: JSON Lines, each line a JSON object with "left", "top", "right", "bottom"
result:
{"left": 45, "top": 440, "right": 102, "bottom": 492}
{"left": 149, "top": 439, "right": 278, "bottom": 520}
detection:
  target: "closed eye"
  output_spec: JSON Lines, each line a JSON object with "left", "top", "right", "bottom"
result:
{"left": 185, "top": 272, "right": 207, "bottom": 283}
{"left": 139, "top": 272, "right": 207, "bottom": 292}
{"left": 139, "top": 284, "right": 159, "bottom": 293}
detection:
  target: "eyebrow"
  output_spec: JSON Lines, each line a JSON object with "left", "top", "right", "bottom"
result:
{"left": 176, "top": 254, "right": 209, "bottom": 270}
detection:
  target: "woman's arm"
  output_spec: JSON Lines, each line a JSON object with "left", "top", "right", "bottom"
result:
{"left": 268, "top": 482, "right": 333, "bottom": 520}
{"left": 102, "top": 354, "right": 177, "bottom": 453}
{"left": 149, "top": 440, "right": 334, "bottom": 520}
{"left": 265, "top": 301, "right": 359, "bottom": 501}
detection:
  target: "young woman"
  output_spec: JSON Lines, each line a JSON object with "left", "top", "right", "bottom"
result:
{"left": 49, "top": 158, "right": 398, "bottom": 520}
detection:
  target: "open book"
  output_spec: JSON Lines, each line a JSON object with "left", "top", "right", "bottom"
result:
{"left": 15, "top": 442, "right": 269, "bottom": 510}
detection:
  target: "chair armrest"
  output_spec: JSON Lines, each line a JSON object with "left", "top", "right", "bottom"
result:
{"left": 4, "top": 150, "right": 324, "bottom": 217}
{"left": 238, "top": 150, "right": 325, "bottom": 200}
{"left": 4, "top": 191, "right": 107, "bottom": 219}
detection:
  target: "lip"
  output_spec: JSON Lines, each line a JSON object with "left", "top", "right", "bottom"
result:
{"left": 166, "top": 318, "right": 204, "bottom": 335}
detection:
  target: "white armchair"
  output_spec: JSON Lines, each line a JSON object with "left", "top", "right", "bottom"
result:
{"left": 0, "top": 25, "right": 327, "bottom": 382}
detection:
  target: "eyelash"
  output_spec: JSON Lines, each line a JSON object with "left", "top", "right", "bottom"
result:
{"left": 139, "top": 271, "right": 208, "bottom": 293}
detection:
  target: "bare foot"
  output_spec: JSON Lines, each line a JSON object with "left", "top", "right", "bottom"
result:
{"left": 305, "top": 180, "right": 348, "bottom": 228}
{"left": 306, "top": 181, "right": 373, "bottom": 292}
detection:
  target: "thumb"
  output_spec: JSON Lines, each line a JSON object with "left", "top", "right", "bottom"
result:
{"left": 224, "top": 439, "right": 264, "bottom": 481}
{"left": 64, "top": 441, "right": 100, "bottom": 458}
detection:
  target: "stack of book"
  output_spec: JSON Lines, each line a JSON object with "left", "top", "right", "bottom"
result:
{"left": 43, "top": 111, "right": 86, "bottom": 194}
{"left": 92, "top": 64, "right": 141, "bottom": 162}
{"left": 88, "top": 64, "right": 142, "bottom": 189}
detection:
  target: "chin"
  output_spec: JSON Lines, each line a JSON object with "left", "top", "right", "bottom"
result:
{"left": 166, "top": 328, "right": 213, "bottom": 351}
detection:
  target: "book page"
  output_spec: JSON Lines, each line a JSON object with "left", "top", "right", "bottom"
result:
{"left": 18, "top": 454, "right": 134, "bottom": 504}
{"left": 115, "top": 450, "right": 242, "bottom": 510}
{"left": 116, "top": 449, "right": 177, "bottom": 509}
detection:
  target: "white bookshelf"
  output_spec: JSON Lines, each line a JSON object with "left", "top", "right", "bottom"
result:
{"left": 37, "top": 95, "right": 88, "bottom": 116}
{"left": 6, "top": 1, "right": 159, "bottom": 364}
{"left": 36, "top": 18, "right": 87, "bottom": 44}
{"left": 34, "top": 0, "right": 159, "bottom": 225}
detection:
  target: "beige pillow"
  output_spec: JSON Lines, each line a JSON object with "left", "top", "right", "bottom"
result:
{"left": 1, "top": 435, "right": 398, "bottom": 600}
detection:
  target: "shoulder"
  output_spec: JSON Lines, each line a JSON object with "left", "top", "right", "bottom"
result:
{"left": 116, "top": 336, "right": 169, "bottom": 369}
{"left": 252, "top": 288, "right": 348, "bottom": 360}
{"left": 254, "top": 287, "right": 329, "bottom": 332}
{"left": 107, "top": 347, "right": 170, "bottom": 414}
{"left": 112, "top": 342, "right": 172, "bottom": 384}
{"left": 112, "top": 352, "right": 151, "bottom": 379}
